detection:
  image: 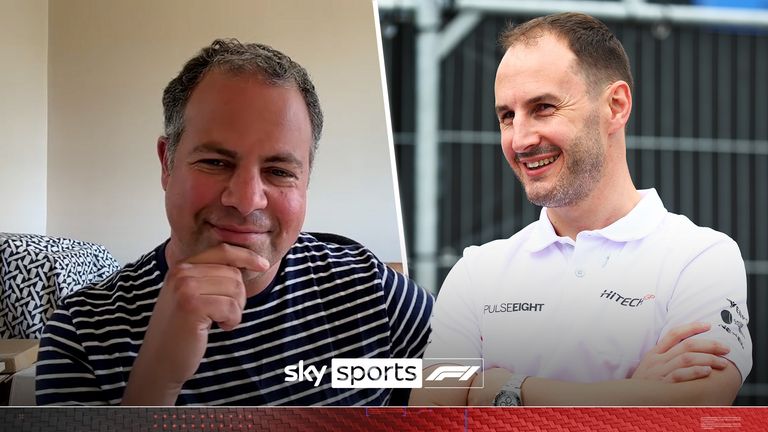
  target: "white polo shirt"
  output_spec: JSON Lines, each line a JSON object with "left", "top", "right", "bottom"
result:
{"left": 425, "top": 189, "right": 752, "bottom": 383}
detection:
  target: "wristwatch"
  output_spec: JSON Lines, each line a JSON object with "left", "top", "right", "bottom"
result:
{"left": 492, "top": 374, "right": 528, "bottom": 406}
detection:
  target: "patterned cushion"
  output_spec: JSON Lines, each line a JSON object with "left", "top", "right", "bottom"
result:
{"left": 0, "top": 233, "right": 120, "bottom": 338}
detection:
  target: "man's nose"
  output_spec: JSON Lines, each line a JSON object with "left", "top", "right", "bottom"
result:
{"left": 509, "top": 116, "right": 541, "bottom": 154}
{"left": 221, "top": 169, "right": 268, "bottom": 215}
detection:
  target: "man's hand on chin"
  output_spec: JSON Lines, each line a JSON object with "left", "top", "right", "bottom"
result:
{"left": 121, "top": 243, "right": 268, "bottom": 406}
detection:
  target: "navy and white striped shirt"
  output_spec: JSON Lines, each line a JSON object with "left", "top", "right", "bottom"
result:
{"left": 36, "top": 232, "right": 433, "bottom": 406}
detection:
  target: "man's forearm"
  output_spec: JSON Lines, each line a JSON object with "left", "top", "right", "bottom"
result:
{"left": 470, "top": 364, "right": 741, "bottom": 406}
{"left": 121, "top": 358, "right": 183, "bottom": 406}
{"left": 409, "top": 363, "right": 474, "bottom": 406}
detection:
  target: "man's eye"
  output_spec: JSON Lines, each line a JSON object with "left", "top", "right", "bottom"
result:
{"left": 269, "top": 168, "right": 296, "bottom": 178}
{"left": 499, "top": 111, "right": 514, "bottom": 124}
{"left": 196, "top": 159, "right": 229, "bottom": 168}
{"left": 535, "top": 104, "right": 556, "bottom": 115}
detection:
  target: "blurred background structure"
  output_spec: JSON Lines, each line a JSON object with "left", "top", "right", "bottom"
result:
{"left": 379, "top": 0, "right": 768, "bottom": 405}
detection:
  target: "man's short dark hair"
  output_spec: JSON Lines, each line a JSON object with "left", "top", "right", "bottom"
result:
{"left": 161, "top": 38, "right": 323, "bottom": 169}
{"left": 500, "top": 12, "right": 634, "bottom": 95}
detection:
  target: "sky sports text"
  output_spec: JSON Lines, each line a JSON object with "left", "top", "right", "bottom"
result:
{"left": 283, "top": 358, "right": 483, "bottom": 388}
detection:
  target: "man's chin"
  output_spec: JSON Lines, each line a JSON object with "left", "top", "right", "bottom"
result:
{"left": 523, "top": 185, "right": 554, "bottom": 207}
{"left": 197, "top": 235, "right": 274, "bottom": 261}
{"left": 219, "top": 239, "right": 259, "bottom": 250}
{"left": 526, "top": 187, "right": 589, "bottom": 208}
{"left": 220, "top": 240, "right": 273, "bottom": 258}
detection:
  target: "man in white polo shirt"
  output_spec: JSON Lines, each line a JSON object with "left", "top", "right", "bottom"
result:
{"left": 410, "top": 12, "right": 751, "bottom": 406}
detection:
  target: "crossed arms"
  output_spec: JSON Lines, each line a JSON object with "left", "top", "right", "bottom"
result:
{"left": 410, "top": 322, "right": 743, "bottom": 406}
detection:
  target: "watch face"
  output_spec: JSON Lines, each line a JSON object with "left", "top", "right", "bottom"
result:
{"left": 494, "top": 391, "right": 518, "bottom": 407}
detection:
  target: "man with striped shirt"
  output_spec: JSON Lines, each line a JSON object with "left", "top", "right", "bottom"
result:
{"left": 36, "top": 39, "right": 432, "bottom": 406}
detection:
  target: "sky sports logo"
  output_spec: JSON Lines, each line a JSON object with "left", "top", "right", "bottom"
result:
{"left": 283, "top": 358, "right": 483, "bottom": 388}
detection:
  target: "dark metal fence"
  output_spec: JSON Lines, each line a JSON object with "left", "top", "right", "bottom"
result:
{"left": 381, "top": 8, "right": 768, "bottom": 405}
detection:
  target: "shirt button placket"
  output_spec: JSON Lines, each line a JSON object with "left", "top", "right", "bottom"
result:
{"left": 572, "top": 236, "right": 589, "bottom": 280}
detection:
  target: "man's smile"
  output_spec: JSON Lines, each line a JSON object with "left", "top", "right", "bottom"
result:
{"left": 523, "top": 154, "right": 559, "bottom": 170}
{"left": 207, "top": 222, "right": 272, "bottom": 247}
{"left": 515, "top": 151, "right": 562, "bottom": 176}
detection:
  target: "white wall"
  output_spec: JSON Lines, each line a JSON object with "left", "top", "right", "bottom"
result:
{"left": 46, "top": 0, "right": 404, "bottom": 264}
{"left": 0, "top": 0, "right": 48, "bottom": 234}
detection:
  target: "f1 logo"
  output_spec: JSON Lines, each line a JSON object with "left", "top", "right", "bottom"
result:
{"left": 422, "top": 358, "right": 484, "bottom": 388}
{"left": 425, "top": 365, "right": 480, "bottom": 382}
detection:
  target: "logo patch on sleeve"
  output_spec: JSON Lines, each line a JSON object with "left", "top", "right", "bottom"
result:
{"left": 719, "top": 298, "right": 747, "bottom": 350}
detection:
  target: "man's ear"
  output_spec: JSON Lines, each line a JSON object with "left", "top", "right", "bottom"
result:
{"left": 605, "top": 80, "right": 632, "bottom": 135}
{"left": 157, "top": 136, "right": 171, "bottom": 191}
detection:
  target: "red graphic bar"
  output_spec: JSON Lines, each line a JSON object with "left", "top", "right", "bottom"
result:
{"left": 3, "top": 407, "right": 767, "bottom": 431}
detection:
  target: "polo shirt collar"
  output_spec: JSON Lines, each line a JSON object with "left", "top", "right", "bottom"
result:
{"left": 524, "top": 188, "right": 667, "bottom": 252}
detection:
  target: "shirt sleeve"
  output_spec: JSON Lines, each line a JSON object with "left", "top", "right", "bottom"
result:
{"left": 379, "top": 262, "right": 434, "bottom": 359}
{"left": 35, "top": 306, "right": 109, "bottom": 405}
{"left": 422, "top": 256, "right": 483, "bottom": 368}
{"left": 659, "top": 236, "right": 752, "bottom": 382}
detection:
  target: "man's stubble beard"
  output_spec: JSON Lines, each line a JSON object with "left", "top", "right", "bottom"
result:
{"left": 517, "top": 110, "right": 605, "bottom": 208}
